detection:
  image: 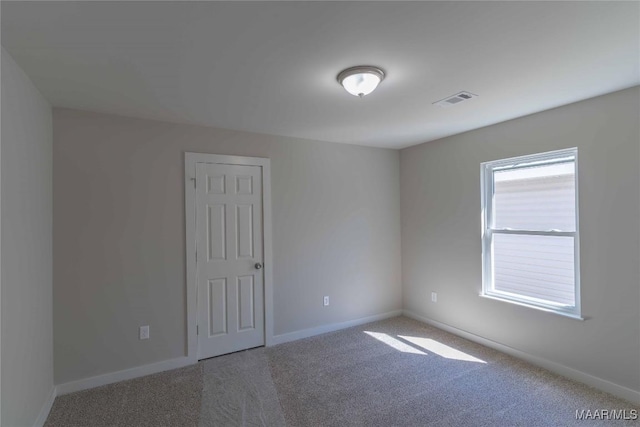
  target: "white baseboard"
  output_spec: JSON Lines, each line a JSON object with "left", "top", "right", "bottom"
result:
{"left": 403, "top": 310, "right": 640, "bottom": 405}
{"left": 33, "top": 386, "right": 57, "bottom": 427}
{"left": 54, "top": 311, "right": 402, "bottom": 397}
{"left": 270, "top": 309, "right": 403, "bottom": 346}
{"left": 56, "top": 356, "right": 195, "bottom": 396}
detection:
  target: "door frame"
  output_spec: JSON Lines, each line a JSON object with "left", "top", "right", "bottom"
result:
{"left": 185, "top": 152, "right": 274, "bottom": 361}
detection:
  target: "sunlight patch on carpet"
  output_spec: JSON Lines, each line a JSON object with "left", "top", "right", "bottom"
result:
{"left": 399, "top": 335, "right": 486, "bottom": 363}
{"left": 363, "top": 331, "right": 427, "bottom": 355}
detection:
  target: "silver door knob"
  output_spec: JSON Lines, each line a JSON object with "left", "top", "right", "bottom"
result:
{"left": 255, "top": 263, "right": 263, "bottom": 270}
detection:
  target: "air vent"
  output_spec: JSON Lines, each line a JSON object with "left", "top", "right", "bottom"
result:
{"left": 433, "top": 91, "right": 478, "bottom": 108}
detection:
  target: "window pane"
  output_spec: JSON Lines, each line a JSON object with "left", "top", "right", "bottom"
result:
{"left": 494, "top": 161, "right": 575, "bottom": 231}
{"left": 492, "top": 233, "right": 575, "bottom": 306}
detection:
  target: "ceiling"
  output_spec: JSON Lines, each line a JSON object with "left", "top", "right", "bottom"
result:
{"left": 2, "top": 1, "right": 638, "bottom": 149}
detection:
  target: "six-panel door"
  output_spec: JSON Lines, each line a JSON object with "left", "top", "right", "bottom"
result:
{"left": 195, "top": 162, "right": 264, "bottom": 359}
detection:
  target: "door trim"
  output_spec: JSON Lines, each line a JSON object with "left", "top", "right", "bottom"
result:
{"left": 185, "top": 152, "right": 273, "bottom": 361}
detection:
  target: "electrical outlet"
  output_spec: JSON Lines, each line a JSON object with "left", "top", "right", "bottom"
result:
{"left": 431, "top": 292, "right": 437, "bottom": 303}
{"left": 323, "top": 296, "right": 330, "bottom": 306}
{"left": 139, "top": 325, "right": 150, "bottom": 340}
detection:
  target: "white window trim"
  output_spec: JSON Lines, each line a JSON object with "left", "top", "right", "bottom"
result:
{"left": 480, "top": 148, "right": 582, "bottom": 320}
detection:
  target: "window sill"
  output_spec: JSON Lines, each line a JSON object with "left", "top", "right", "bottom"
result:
{"left": 479, "top": 293, "right": 585, "bottom": 321}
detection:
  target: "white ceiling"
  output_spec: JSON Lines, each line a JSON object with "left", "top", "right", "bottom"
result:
{"left": 2, "top": 1, "right": 638, "bottom": 149}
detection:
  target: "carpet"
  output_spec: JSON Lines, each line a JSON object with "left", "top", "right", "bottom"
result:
{"left": 199, "top": 347, "right": 286, "bottom": 426}
{"left": 44, "top": 316, "right": 639, "bottom": 426}
{"left": 45, "top": 363, "right": 202, "bottom": 427}
{"left": 267, "top": 316, "right": 639, "bottom": 427}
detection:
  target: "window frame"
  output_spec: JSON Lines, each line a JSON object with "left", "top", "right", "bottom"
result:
{"left": 480, "top": 148, "right": 582, "bottom": 319}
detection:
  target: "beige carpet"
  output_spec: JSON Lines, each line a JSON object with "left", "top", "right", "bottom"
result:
{"left": 45, "top": 316, "right": 639, "bottom": 426}
{"left": 267, "top": 316, "right": 639, "bottom": 427}
{"left": 199, "top": 347, "right": 285, "bottom": 427}
{"left": 45, "top": 363, "right": 202, "bottom": 427}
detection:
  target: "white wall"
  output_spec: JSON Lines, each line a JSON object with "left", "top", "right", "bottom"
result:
{"left": 1, "top": 48, "right": 54, "bottom": 426}
{"left": 53, "top": 109, "right": 402, "bottom": 384}
{"left": 401, "top": 87, "right": 640, "bottom": 395}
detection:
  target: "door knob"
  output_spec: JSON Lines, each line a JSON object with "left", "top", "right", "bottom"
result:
{"left": 255, "top": 263, "right": 263, "bottom": 270}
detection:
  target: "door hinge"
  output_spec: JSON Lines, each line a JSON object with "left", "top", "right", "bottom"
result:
{"left": 197, "top": 325, "right": 199, "bottom": 335}
{"left": 190, "top": 177, "right": 196, "bottom": 188}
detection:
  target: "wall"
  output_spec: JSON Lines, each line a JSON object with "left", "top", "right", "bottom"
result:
{"left": 53, "top": 109, "right": 401, "bottom": 384}
{"left": 401, "top": 87, "right": 640, "bottom": 395}
{"left": 1, "top": 48, "right": 54, "bottom": 426}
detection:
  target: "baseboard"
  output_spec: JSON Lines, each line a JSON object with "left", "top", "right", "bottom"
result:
{"left": 33, "top": 386, "right": 57, "bottom": 427}
{"left": 56, "top": 356, "right": 195, "bottom": 396}
{"left": 54, "top": 311, "right": 402, "bottom": 396}
{"left": 270, "top": 309, "right": 403, "bottom": 346}
{"left": 403, "top": 310, "right": 640, "bottom": 405}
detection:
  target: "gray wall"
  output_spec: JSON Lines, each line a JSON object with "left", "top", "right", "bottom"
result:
{"left": 53, "top": 109, "right": 402, "bottom": 384}
{"left": 1, "top": 48, "right": 54, "bottom": 426}
{"left": 401, "top": 87, "right": 640, "bottom": 393}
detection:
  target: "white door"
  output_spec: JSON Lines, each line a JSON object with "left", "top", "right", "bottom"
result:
{"left": 195, "top": 162, "right": 264, "bottom": 359}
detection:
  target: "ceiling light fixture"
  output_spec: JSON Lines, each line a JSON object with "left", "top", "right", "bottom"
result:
{"left": 337, "top": 66, "right": 385, "bottom": 98}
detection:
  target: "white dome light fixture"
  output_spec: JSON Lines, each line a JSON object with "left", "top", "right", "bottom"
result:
{"left": 337, "top": 66, "right": 385, "bottom": 98}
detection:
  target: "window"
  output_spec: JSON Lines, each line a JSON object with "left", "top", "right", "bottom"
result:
{"left": 481, "top": 148, "right": 581, "bottom": 318}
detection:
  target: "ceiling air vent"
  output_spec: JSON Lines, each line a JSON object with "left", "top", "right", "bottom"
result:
{"left": 433, "top": 91, "right": 478, "bottom": 108}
